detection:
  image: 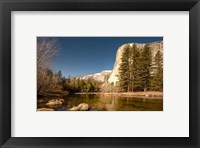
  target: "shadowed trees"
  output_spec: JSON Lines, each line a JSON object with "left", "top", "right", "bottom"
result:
{"left": 118, "top": 45, "right": 131, "bottom": 92}
{"left": 150, "top": 51, "right": 163, "bottom": 91}
{"left": 118, "top": 44, "right": 162, "bottom": 92}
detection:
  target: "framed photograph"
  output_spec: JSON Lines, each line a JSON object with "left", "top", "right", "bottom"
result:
{"left": 36, "top": 37, "right": 163, "bottom": 111}
{"left": 0, "top": 0, "right": 199, "bottom": 147}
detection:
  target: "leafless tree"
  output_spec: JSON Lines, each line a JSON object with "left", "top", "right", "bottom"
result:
{"left": 37, "top": 38, "right": 60, "bottom": 95}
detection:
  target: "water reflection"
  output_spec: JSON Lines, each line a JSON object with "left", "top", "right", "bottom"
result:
{"left": 37, "top": 94, "right": 163, "bottom": 111}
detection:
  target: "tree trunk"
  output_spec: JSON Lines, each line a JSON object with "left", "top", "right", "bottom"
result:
{"left": 144, "top": 83, "right": 147, "bottom": 92}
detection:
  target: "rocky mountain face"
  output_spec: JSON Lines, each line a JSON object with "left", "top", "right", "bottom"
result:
{"left": 76, "top": 70, "right": 112, "bottom": 82}
{"left": 76, "top": 41, "right": 163, "bottom": 84}
{"left": 107, "top": 41, "right": 163, "bottom": 84}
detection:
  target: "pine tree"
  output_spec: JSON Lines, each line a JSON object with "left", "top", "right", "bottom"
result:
{"left": 130, "top": 44, "right": 141, "bottom": 91}
{"left": 151, "top": 51, "right": 163, "bottom": 91}
{"left": 138, "top": 45, "right": 152, "bottom": 92}
{"left": 118, "top": 45, "right": 131, "bottom": 92}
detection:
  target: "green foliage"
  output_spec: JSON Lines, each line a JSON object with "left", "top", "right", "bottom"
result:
{"left": 150, "top": 51, "right": 163, "bottom": 91}
{"left": 138, "top": 45, "right": 152, "bottom": 92}
{"left": 118, "top": 45, "right": 131, "bottom": 92}
{"left": 62, "top": 77, "right": 102, "bottom": 93}
{"left": 118, "top": 44, "right": 162, "bottom": 92}
{"left": 130, "top": 44, "right": 142, "bottom": 91}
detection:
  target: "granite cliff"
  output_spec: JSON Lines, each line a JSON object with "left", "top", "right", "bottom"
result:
{"left": 76, "top": 41, "right": 163, "bottom": 85}
{"left": 107, "top": 41, "right": 163, "bottom": 84}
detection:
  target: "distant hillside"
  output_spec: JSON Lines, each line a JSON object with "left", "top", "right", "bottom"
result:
{"left": 75, "top": 70, "right": 112, "bottom": 82}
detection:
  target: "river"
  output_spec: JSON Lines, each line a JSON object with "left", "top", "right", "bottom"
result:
{"left": 37, "top": 94, "right": 163, "bottom": 111}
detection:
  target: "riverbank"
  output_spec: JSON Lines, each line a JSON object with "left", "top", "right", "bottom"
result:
{"left": 38, "top": 91, "right": 69, "bottom": 98}
{"left": 75, "top": 91, "right": 163, "bottom": 98}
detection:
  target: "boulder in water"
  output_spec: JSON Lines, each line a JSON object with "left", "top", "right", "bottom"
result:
{"left": 46, "top": 99, "right": 65, "bottom": 107}
{"left": 69, "top": 103, "right": 89, "bottom": 111}
{"left": 78, "top": 103, "right": 89, "bottom": 111}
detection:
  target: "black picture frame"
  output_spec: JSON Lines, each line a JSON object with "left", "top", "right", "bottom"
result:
{"left": 0, "top": 0, "right": 199, "bottom": 147}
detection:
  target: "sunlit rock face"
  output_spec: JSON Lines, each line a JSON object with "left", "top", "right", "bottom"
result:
{"left": 76, "top": 41, "right": 163, "bottom": 84}
{"left": 76, "top": 70, "right": 112, "bottom": 82}
{"left": 107, "top": 41, "right": 163, "bottom": 84}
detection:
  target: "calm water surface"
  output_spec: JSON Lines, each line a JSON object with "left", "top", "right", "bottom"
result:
{"left": 37, "top": 94, "right": 163, "bottom": 111}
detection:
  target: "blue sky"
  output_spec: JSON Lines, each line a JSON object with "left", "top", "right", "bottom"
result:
{"left": 48, "top": 37, "right": 163, "bottom": 77}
